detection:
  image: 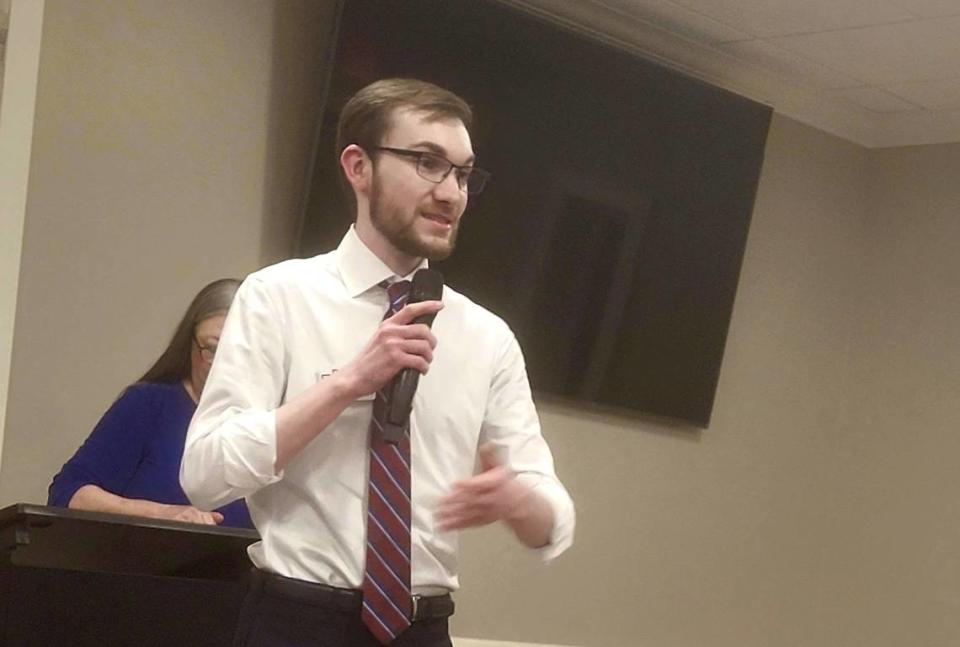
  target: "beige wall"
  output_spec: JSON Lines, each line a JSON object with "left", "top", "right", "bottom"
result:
{"left": 0, "top": 0, "right": 336, "bottom": 503}
{"left": 836, "top": 144, "right": 960, "bottom": 647}
{"left": 0, "top": 0, "right": 44, "bottom": 482}
{"left": 3, "top": 3, "right": 960, "bottom": 646}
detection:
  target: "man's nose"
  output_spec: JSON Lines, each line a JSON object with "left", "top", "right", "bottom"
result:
{"left": 433, "top": 171, "right": 462, "bottom": 202}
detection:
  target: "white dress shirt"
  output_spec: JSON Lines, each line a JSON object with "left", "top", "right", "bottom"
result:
{"left": 181, "top": 227, "right": 575, "bottom": 593}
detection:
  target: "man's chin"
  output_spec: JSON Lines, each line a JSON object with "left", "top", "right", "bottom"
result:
{"left": 424, "top": 230, "right": 459, "bottom": 260}
{"left": 394, "top": 230, "right": 457, "bottom": 261}
{"left": 411, "top": 240, "right": 454, "bottom": 262}
{"left": 424, "top": 246, "right": 453, "bottom": 262}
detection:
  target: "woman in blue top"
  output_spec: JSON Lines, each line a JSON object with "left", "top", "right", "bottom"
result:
{"left": 48, "top": 278, "right": 253, "bottom": 529}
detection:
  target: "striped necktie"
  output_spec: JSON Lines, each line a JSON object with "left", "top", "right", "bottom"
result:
{"left": 362, "top": 280, "right": 413, "bottom": 644}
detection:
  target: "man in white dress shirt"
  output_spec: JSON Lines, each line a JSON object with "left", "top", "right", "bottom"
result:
{"left": 181, "top": 78, "right": 574, "bottom": 647}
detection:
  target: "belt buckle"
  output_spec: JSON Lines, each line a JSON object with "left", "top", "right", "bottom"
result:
{"left": 410, "top": 594, "right": 421, "bottom": 621}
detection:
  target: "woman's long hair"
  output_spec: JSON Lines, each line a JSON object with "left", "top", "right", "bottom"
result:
{"left": 137, "top": 278, "right": 241, "bottom": 384}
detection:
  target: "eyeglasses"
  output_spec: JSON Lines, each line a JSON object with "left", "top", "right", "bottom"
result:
{"left": 373, "top": 147, "right": 491, "bottom": 195}
{"left": 193, "top": 335, "right": 217, "bottom": 363}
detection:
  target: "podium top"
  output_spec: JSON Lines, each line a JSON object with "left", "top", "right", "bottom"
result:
{"left": 0, "top": 503, "right": 259, "bottom": 580}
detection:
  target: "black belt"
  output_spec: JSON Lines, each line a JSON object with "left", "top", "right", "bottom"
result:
{"left": 251, "top": 569, "right": 455, "bottom": 622}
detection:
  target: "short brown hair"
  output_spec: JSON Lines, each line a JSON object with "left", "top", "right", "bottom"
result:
{"left": 336, "top": 78, "right": 473, "bottom": 213}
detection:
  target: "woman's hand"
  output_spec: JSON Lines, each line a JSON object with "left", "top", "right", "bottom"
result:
{"left": 158, "top": 503, "right": 224, "bottom": 525}
{"left": 68, "top": 484, "right": 225, "bottom": 525}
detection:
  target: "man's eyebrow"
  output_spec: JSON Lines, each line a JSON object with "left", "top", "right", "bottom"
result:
{"left": 409, "top": 141, "right": 475, "bottom": 165}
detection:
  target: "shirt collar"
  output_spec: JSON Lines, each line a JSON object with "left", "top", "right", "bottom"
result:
{"left": 335, "top": 225, "right": 429, "bottom": 297}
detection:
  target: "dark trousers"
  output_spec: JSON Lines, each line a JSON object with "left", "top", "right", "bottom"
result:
{"left": 232, "top": 573, "right": 453, "bottom": 647}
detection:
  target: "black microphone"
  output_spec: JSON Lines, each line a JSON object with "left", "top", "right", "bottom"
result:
{"left": 385, "top": 269, "right": 444, "bottom": 433}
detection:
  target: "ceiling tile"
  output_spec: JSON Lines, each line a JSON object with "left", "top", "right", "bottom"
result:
{"left": 897, "top": 0, "right": 960, "bottom": 19}
{"left": 717, "top": 38, "right": 865, "bottom": 89}
{"left": 770, "top": 16, "right": 960, "bottom": 85}
{"left": 667, "top": 0, "right": 914, "bottom": 37}
{"left": 830, "top": 87, "right": 922, "bottom": 113}
{"left": 885, "top": 78, "right": 960, "bottom": 111}
{"left": 598, "top": 0, "right": 751, "bottom": 43}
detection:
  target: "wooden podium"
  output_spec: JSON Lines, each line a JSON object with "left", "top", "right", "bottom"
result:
{"left": 0, "top": 503, "right": 258, "bottom": 646}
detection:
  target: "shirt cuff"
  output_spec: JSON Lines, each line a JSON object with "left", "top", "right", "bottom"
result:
{"left": 221, "top": 409, "right": 285, "bottom": 491}
{"left": 516, "top": 473, "right": 575, "bottom": 563}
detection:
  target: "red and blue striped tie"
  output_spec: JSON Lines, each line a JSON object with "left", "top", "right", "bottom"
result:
{"left": 362, "top": 280, "right": 413, "bottom": 644}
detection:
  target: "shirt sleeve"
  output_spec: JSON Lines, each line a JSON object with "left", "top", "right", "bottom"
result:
{"left": 47, "top": 386, "right": 155, "bottom": 507}
{"left": 479, "top": 330, "right": 575, "bottom": 562}
{"left": 180, "top": 276, "right": 287, "bottom": 510}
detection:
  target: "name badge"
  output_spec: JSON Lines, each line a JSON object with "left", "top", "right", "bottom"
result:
{"left": 315, "top": 369, "right": 375, "bottom": 401}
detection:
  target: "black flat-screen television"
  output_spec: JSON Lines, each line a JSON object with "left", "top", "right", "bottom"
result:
{"left": 299, "top": 0, "right": 772, "bottom": 427}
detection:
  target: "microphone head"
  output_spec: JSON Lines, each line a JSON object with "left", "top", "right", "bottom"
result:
{"left": 410, "top": 268, "right": 444, "bottom": 303}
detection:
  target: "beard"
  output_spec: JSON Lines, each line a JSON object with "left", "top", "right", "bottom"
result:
{"left": 369, "top": 178, "right": 459, "bottom": 261}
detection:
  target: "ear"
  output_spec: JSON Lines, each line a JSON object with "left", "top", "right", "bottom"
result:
{"left": 340, "top": 144, "right": 372, "bottom": 194}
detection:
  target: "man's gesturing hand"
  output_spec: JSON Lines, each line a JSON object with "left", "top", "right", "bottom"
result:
{"left": 338, "top": 300, "right": 443, "bottom": 399}
{"left": 435, "top": 444, "right": 533, "bottom": 531}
